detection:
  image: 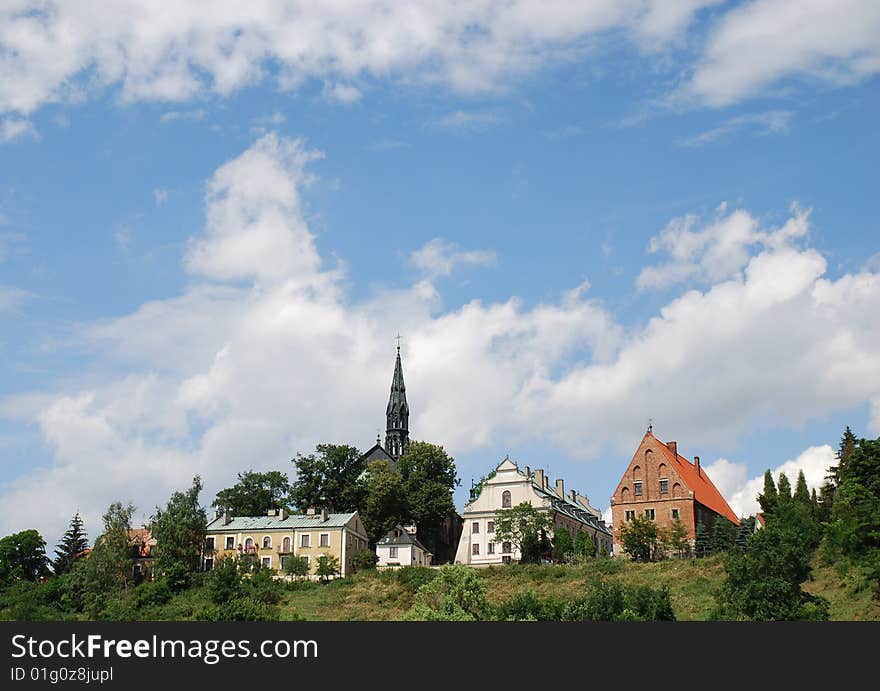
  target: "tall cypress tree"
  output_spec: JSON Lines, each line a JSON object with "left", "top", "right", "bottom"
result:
{"left": 777, "top": 472, "right": 792, "bottom": 503}
{"left": 758, "top": 470, "right": 778, "bottom": 516}
{"left": 793, "top": 470, "right": 811, "bottom": 506}
{"left": 735, "top": 517, "right": 755, "bottom": 552}
{"left": 52, "top": 512, "right": 89, "bottom": 575}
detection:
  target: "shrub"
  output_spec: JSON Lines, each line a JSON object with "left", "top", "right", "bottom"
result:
{"left": 403, "top": 564, "right": 488, "bottom": 621}
{"left": 396, "top": 565, "right": 437, "bottom": 592}
{"left": 350, "top": 550, "right": 379, "bottom": 572}
{"left": 493, "top": 590, "right": 565, "bottom": 621}
{"left": 200, "top": 597, "right": 278, "bottom": 621}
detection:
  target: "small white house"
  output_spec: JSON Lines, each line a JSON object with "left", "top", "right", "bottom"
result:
{"left": 376, "top": 525, "right": 432, "bottom": 568}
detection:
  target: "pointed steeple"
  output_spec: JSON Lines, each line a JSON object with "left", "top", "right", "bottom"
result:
{"left": 385, "top": 340, "right": 410, "bottom": 460}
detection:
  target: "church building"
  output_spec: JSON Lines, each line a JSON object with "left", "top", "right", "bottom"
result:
{"left": 360, "top": 343, "right": 410, "bottom": 471}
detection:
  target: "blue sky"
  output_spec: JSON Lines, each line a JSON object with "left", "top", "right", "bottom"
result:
{"left": 1, "top": 1, "right": 879, "bottom": 543}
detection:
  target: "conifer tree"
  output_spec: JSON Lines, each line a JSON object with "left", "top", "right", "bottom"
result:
{"left": 793, "top": 470, "right": 811, "bottom": 506}
{"left": 777, "top": 472, "right": 792, "bottom": 503}
{"left": 53, "top": 512, "right": 89, "bottom": 576}
{"left": 757, "top": 470, "right": 778, "bottom": 516}
{"left": 735, "top": 517, "right": 755, "bottom": 552}
{"left": 711, "top": 516, "right": 737, "bottom": 554}
{"left": 694, "top": 522, "right": 711, "bottom": 558}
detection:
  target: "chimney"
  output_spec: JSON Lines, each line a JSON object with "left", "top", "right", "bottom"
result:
{"left": 694, "top": 456, "right": 701, "bottom": 477}
{"left": 222, "top": 510, "right": 232, "bottom": 526}
{"left": 212, "top": 509, "right": 220, "bottom": 521}
{"left": 668, "top": 441, "right": 677, "bottom": 458}
{"left": 403, "top": 525, "right": 417, "bottom": 534}
{"left": 534, "top": 469, "right": 544, "bottom": 488}
{"left": 267, "top": 509, "right": 276, "bottom": 517}
{"left": 279, "top": 508, "right": 288, "bottom": 520}
{"left": 524, "top": 466, "right": 530, "bottom": 478}
{"left": 321, "top": 508, "right": 328, "bottom": 522}
{"left": 555, "top": 478, "right": 565, "bottom": 497}
{"left": 569, "top": 489, "right": 577, "bottom": 502}
{"left": 306, "top": 508, "right": 316, "bottom": 516}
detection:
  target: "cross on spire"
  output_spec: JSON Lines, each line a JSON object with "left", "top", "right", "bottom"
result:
{"left": 395, "top": 333, "right": 401, "bottom": 351}
{"left": 647, "top": 418, "right": 653, "bottom": 433}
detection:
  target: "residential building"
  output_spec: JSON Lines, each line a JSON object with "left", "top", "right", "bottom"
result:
{"left": 375, "top": 525, "right": 432, "bottom": 568}
{"left": 610, "top": 428, "right": 739, "bottom": 556}
{"left": 203, "top": 508, "right": 370, "bottom": 578}
{"left": 454, "top": 456, "right": 613, "bottom": 565}
{"left": 129, "top": 527, "right": 156, "bottom": 583}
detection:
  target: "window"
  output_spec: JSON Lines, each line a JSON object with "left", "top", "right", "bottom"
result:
{"left": 389, "top": 546, "right": 398, "bottom": 559}
{"left": 204, "top": 558, "right": 213, "bottom": 571}
{"left": 472, "top": 544, "right": 480, "bottom": 556}
{"left": 319, "top": 533, "right": 329, "bottom": 547}
{"left": 625, "top": 510, "right": 636, "bottom": 522}
{"left": 502, "top": 490, "right": 512, "bottom": 508}
{"left": 244, "top": 537, "right": 254, "bottom": 552}
{"left": 487, "top": 521, "right": 494, "bottom": 533}
{"left": 262, "top": 536, "right": 271, "bottom": 549}
{"left": 644, "top": 508, "right": 655, "bottom": 520}
{"left": 660, "top": 479, "right": 669, "bottom": 494}
{"left": 634, "top": 481, "right": 643, "bottom": 496}
{"left": 487, "top": 543, "right": 495, "bottom": 554}
{"left": 205, "top": 537, "right": 215, "bottom": 550}
{"left": 502, "top": 542, "right": 511, "bottom": 554}
{"left": 225, "top": 536, "right": 234, "bottom": 550}
{"left": 282, "top": 537, "right": 291, "bottom": 553}
{"left": 301, "top": 534, "right": 310, "bottom": 548}
{"left": 261, "top": 557, "right": 271, "bottom": 569}
{"left": 280, "top": 555, "right": 288, "bottom": 571}
{"left": 671, "top": 508, "right": 680, "bottom": 520}
{"left": 472, "top": 522, "right": 480, "bottom": 534}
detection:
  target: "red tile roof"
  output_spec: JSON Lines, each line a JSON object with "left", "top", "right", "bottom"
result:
{"left": 653, "top": 434, "right": 739, "bottom": 525}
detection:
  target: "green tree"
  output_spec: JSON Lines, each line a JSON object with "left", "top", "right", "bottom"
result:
{"left": 0, "top": 530, "right": 50, "bottom": 583}
{"left": 397, "top": 441, "right": 459, "bottom": 555}
{"left": 711, "top": 516, "right": 738, "bottom": 554}
{"left": 359, "top": 459, "right": 407, "bottom": 543}
{"left": 213, "top": 470, "right": 293, "bottom": 516}
{"left": 350, "top": 550, "right": 378, "bottom": 572}
{"left": 552, "top": 525, "right": 574, "bottom": 564}
{"left": 315, "top": 553, "right": 340, "bottom": 583}
{"left": 660, "top": 519, "right": 690, "bottom": 558}
{"left": 793, "top": 470, "right": 811, "bottom": 506}
{"left": 404, "top": 564, "right": 488, "bottom": 621}
{"left": 777, "top": 472, "right": 792, "bottom": 503}
{"left": 207, "top": 556, "right": 243, "bottom": 604}
{"left": 290, "top": 444, "right": 366, "bottom": 513}
{"left": 828, "top": 436, "right": 880, "bottom": 563}
{"left": 493, "top": 502, "right": 552, "bottom": 564}
{"left": 73, "top": 502, "right": 135, "bottom": 616}
{"left": 151, "top": 476, "right": 207, "bottom": 589}
{"left": 694, "top": 521, "right": 711, "bottom": 558}
{"left": 735, "top": 517, "right": 756, "bottom": 552}
{"left": 573, "top": 531, "right": 595, "bottom": 561}
{"left": 619, "top": 516, "right": 659, "bottom": 562}
{"left": 283, "top": 555, "right": 310, "bottom": 580}
{"left": 758, "top": 470, "right": 778, "bottom": 516}
{"left": 52, "top": 512, "right": 89, "bottom": 576}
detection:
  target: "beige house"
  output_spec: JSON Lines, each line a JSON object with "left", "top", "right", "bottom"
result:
{"left": 454, "top": 457, "right": 612, "bottom": 565}
{"left": 203, "top": 508, "right": 370, "bottom": 578}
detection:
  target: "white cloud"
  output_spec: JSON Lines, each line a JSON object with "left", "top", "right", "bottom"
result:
{"left": 0, "top": 1, "right": 720, "bottom": 117}
{"left": 637, "top": 202, "right": 810, "bottom": 290}
{"left": 2, "top": 134, "right": 879, "bottom": 545}
{"left": 114, "top": 225, "right": 132, "bottom": 254}
{"left": 705, "top": 445, "right": 835, "bottom": 518}
{"left": 431, "top": 110, "right": 502, "bottom": 132}
{"left": 410, "top": 238, "right": 497, "bottom": 279}
{"left": 0, "top": 285, "right": 32, "bottom": 312}
{"left": 1, "top": 117, "right": 38, "bottom": 142}
{"left": 681, "top": 0, "right": 880, "bottom": 107}
{"left": 153, "top": 188, "right": 169, "bottom": 206}
{"left": 322, "top": 82, "right": 362, "bottom": 104}
{"left": 677, "top": 110, "right": 792, "bottom": 147}
{"left": 159, "top": 109, "right": 206, "bottom": 124}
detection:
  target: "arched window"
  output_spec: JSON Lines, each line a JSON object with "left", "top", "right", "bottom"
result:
{"left": 282, "top": 537, "right": 291, "bottom": 553}
{"left": 632, "top": 465, "right": 642, "bottom": 480}
{"left": 658, "top": 463, "right": 666, "bottom": 475}
{"left": 672, "top": 482, "right": 682, "bottom": 498}
{"left": 621, "top": 486, "right": 630, "bottom": 500}
{"left": 262, "top": 536, "right": 271, "bottom": 549}
{"left": 502, "top": 490, "right": 512, "bottom": 508}
{"left": 244, "top": 537, "right": 254, "bottom": 552}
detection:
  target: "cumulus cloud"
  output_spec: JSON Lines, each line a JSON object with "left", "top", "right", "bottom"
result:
{"left": 1, "top": 117, "right": 38, "bottom": 142}
{"left": 410, "top": 238, "right": 497, "bottom": 279}
{"left": 2, "top": 133, "right": 879, "bottom": 544}
{"left": 637, "top": 202, "right": 810, "bottom": 290}
{"left": 322, "top": 82, "right": 362, "bottom": 104}
{"left": 705, "top": 445, "right": 835, "bottom": 518}
{"left": 680, "top": 0, "right": 880, "bottom": 107}
{"left": 0, "top": 1, "right": 719, "bottom": 118}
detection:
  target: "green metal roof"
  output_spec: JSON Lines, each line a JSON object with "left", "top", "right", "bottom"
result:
{"left": 206, "top": 512, "right": 357, "bottom": 531}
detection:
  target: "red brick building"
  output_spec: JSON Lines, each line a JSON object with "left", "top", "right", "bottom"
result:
{"left": 610, "top": 430, "right": 739, "bottom": 556}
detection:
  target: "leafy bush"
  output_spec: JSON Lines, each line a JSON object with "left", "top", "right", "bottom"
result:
{"left": 561, "top": 580, "right": 675, "bottom": 621}
{"left": 351, "top": 550, "right": 379, "bottom": 572}
{"left": 403, "top": 564, "right": 488, "bottom": 621}
{"left": 396, "top": 565, "right": 437, "bottom": 592}
{"left": 493, "top": 590, "right": 565, "bottom": 621}
{"left": 206, "top": 556, "right": 242, "bottom": 604}
{"left": 243, "top": 566, "right": 283, "bottom": 605}
{"left": 199, "top": 597, "right": 278, "bottom": 621}
{"left": 133, "top": 579, "right": 173, "bottom": 608}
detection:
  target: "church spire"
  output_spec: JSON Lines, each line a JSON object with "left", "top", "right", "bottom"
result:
{"left": 385, "top": 339, "right": 410, "bottom": 461}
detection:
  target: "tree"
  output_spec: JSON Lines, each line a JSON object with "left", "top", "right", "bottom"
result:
{"left": 711, "top": 516, "right": 738, "bottom": 554}
{"left": 493, "top": 502, "right": 552, "bottom": 563}
{"left": 283, "top": 555, "right": 310, "bottom": 580}
{"left": 213, "top": 470, "right": 293, "bottom": 516}
{"left": 735, "top": 517, "right": 756, "bottom": 552}
{"left": 777, "top": 472, "right": 792, "bottom": 503}
{"left": 207, "top": 556, "right": 243, "bottom": 604}
{"left": 290, "top": 444, "right": 366, "bottom": 513}
{"left": 573, "top": 531, "right": 594, "bottom": 562}
{"left": 828, "top": 436, "right": 880, "bottom": 562}
{"left": 552, "top": 525, "right": 574, "bottom": 564}
{"left": 151, "top": 476, "right": 207, "bottom": 589}
{"left": 350, "top": 550, "right": 378, "bottom": 572}
{"left": 397, "top": 441, "right": 459, "bottom": 555}
{"left": 694, "top": 521, "right": 711, "bottom": 558}
{"left": 52, "top": 512, "right": 89, "bottom": 576}
{"left": 793, "top": 470, "right": 811, "bottom": 506}
{"left": 315, "top": 554, "right": 340, "bottom": 583}
{"left": 660, "top": 519, "right": 690, "bottom": 558}
{"left": 359, "top": 459, "right": 407, "bottom": 543}
{"left": 619, "top": 516, "right": 659, "bottom": 562}
{"left": 0, "top": 530, "right": 50, "bottom": 583}
{"left": 758, "top": 470, "right": 778, "bottom": 516}
{"left": 404, "top": 564, "right": 488, "bottom": 621}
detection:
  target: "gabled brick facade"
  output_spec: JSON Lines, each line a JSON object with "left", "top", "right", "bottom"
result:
{"left": 610, "top": 431, "right": 739, "bottom": 555}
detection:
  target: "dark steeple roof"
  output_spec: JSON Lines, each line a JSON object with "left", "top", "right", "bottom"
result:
{"left": 385, "top": 344, "right": 410, "bottom": 461}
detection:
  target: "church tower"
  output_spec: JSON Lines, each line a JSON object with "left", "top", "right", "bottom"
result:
{"left": 385, "top": 344, "right": 410, "bottom": 461}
